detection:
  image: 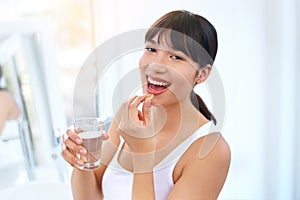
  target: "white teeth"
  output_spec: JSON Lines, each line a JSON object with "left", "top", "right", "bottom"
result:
{"left": 148, "top": 77, "right": 169, "bottom": 87}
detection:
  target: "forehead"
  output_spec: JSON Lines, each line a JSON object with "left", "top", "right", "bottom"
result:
{"left": 146, "top": 31, "right": 176, "bottom": 51}
{"left": 145, "top": 28, "right": 199, "bottom": 56}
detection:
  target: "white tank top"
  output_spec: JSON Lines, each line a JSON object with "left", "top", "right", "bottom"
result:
{"left": 102, "top": 122, "right": 212, "bottom": 200}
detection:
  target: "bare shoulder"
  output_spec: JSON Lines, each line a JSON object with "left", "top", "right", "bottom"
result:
{"left": 169, "top": 133, "right": 231, "bottom": 199}
{"left": 198, "top": 132, "right": 231, "bottom": 160}
{"left": 0, "top": 90, "right": 10, "bottom": 102}
{"left": 178, "top": 132, "right": 231, "bottom": 167}
{"left": 0, "top": 90, "right": 16, "bottom": 106}
{"left": 0, "top": 91, "right": 20, "bottom": 119}
{"left": 187, "top": 132, "right": 231, "bottom": 175}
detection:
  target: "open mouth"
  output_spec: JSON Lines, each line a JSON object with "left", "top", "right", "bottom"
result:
{"left": 146, "top": 76, "right": 171, "bottom": 95}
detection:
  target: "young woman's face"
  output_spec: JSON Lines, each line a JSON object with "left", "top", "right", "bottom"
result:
{"left": 139, "top": 35, "right": 200, "bottom": 107}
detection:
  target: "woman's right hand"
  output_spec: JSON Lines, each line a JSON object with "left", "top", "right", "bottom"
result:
{"left": 61, "top": 129, "right": 87, "bottom": 168}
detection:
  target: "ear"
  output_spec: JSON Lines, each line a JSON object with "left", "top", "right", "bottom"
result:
{"left": 195, "top": 64, "right": 212, "bottom": 84}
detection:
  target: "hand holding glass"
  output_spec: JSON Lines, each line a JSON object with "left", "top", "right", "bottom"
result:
{"left": 74, "top": 118, "right": 104, "bottom": 170}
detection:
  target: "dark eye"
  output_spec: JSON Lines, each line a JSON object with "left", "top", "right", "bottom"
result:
{"left": 170, "top": 55, "right": 183, "bottom": 60}
{"left": 145, "top": 47, "right": 156, "bottom": 52}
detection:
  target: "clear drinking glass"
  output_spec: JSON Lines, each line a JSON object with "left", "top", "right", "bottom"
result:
{"left": 74, "top": 117, "right": 105, "bottom": 170}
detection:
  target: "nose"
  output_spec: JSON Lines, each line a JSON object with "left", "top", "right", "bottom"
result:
{"left": 147, "top": 63, "right": 167, "bottom": 74}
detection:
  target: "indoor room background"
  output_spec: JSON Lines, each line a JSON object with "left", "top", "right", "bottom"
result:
{"left": 0, "top": 0, "right": 299, "bottom": 199}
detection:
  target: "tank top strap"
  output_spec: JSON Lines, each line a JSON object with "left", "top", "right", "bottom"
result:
{"left": 106, "top": 121, "right": 213, "bottom": 172}
{"left": 154, "top": 121, "right": 212, "bottom": 171}
{"left": 106, "top": 138, "right": 132, "bottom": 173}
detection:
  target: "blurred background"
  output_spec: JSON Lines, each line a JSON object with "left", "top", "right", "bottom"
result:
{"left": 0, "top": 0, "right": 299, "bottom": 199}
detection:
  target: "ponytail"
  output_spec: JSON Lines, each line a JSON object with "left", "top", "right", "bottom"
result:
{"left": 190, "top": 91, "right": 216, "bottom": 125}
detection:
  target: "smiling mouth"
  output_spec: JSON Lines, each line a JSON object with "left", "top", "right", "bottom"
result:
{"left": 146, "top": 76, "right": 171, "bottom": 95}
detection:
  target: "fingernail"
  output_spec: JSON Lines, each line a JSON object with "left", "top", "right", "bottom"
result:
{"left": 76, "top": 138, "right": 82, "bottom": 144}
{"left": 77, "top": 160, "right": 83, "bottom": 165}
{"left": 80, "top": 149, "right": 87, "bottom": 154}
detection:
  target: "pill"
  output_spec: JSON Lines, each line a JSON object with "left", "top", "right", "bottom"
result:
{"left": 145, "top": 94, "right": 154, "bottom": 100}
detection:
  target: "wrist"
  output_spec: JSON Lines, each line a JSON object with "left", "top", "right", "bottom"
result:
{"left": 132, "top": 152, "right": 155, "bottom": 173}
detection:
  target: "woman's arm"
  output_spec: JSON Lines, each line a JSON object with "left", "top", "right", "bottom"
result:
{"left": 132, "top": 172, "right": 156, "bottom": 200}
{"left": 117, "top": 95, "right": 157, "bottom": 199}
{"left": 131, "top": 151, "right": 156, "bottom": 200}
{"left": 63, "top": 118, "right": 120, "bottom": 200}
{"left": 71, "top": 167, "right": 103, "bottom": 200}
{"left": 0, "top": 91, "right": 20, "bottom": 134}
{"left": 0, "top": 111, "right": 6, "bottom": 134}
{"left": 7, "top": 94, "right": 20, "bottom": 119}
{"left": 167, "top": 133, "right": 231, "bottom": 200}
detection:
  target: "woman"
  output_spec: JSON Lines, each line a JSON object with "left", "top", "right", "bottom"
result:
{"left": 62, "top": 10, "right": 231, "bottom": 200}
{"left": 0, "top": 65, "right": 20, "bottom": 135}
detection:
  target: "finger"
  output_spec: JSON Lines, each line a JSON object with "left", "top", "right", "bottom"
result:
{"left": 128, "top": 95, "right": 148, "bottom": 123}
{"left": 138, "top": 110, "right": 144, "bottom": 122}
{"left": 120, "top": 95, "right": 146, "bottom": 118}
{"left": 66, "top": 129, "right": 82, "bottom": 145}
{"left": 129, "top": 95, "right": 147, "bottom": 108}
{"left": 64, "top": 137, "right": 87, "bottom": 155}
{"left": 128, "top": 95, "right": 138, "bottom": 105}
{"left": 142, "top": 98, "right": 152, "bottom": 126}
{"left": 101, "top": 131, "right": 109, "bottom": 140}
{"left": 61, "top": 148, "right": 83, "bottom": 167}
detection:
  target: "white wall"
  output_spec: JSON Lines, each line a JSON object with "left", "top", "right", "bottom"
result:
{"left": 0, "top": 0, "right": 297, "bottom": 198}
{"left": 93, "top": 0, "right": 299, "bottom": 199}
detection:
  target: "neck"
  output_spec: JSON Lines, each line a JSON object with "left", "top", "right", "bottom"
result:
{"left": 153, "top": 98, "right": 207, "bottom": 135}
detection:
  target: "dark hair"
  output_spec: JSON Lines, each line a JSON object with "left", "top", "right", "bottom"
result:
{"left": 145, "top": 10, "right": 217, "bottom": 124}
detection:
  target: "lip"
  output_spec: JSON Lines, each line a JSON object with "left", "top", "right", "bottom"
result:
{"left": 145, "top": 75, "right": 171, "bottom": 95}
{"left": 147, "top": 76, "right": 170, "bottom": 84}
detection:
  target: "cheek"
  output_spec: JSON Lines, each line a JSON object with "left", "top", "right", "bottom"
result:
{"left": 138, "top": 56, "right": 147, "bottom": 87}
{"left": 139, "top": 56, "right": 146, "bottom": 75}
{"left": 172, "top": 68, "right": 197, "bottom": 87}
{"left": 139, "top": 54, "right": 148, "bottom": 69}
